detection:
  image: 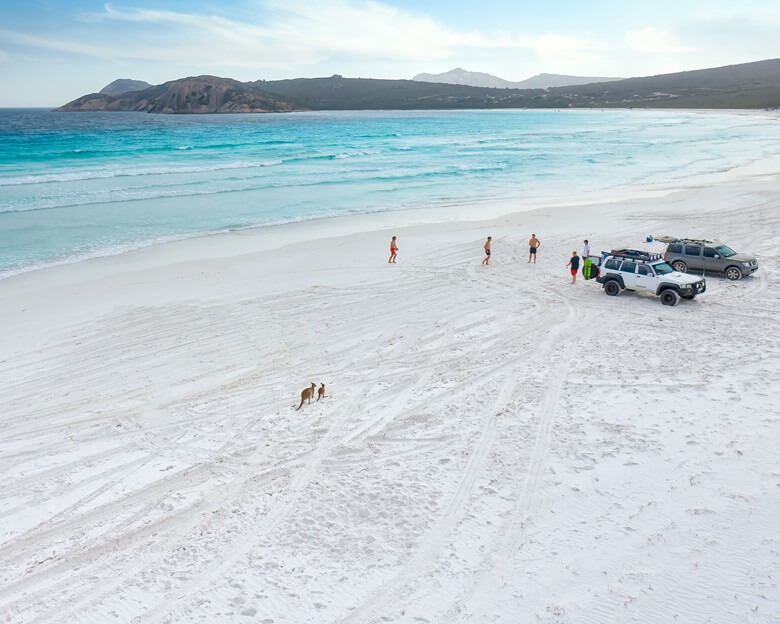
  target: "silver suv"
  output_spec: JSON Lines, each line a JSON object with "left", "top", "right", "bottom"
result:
{"left": 662, "top": 238, "right": 758, "bottom": 280}
{"left": 596, "top": 249, "right": 706, "bottom": 306}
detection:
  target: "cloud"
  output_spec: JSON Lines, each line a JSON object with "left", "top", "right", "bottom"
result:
{"left": 0, "top": 29, "right": 146, "bottom": 60}
{"left": 680, "top": 11, "right": 780, "bottom": 57}
{"left": 513, "top": 33, "right": 603, "bottom": 63}
{"left": 1, "top": 1, "right": 604, "bottom": 71}
{"left": 623, "top": 27, "right": 694, "bottom": 54}
{"left": 259, "top": 1, "right": 465, "bottom": 61}
{"left": 68, "top": 1, "right": 474, "bottom": 64}
{"left": 688, "top": 3, "right": 780, "bottom": 24}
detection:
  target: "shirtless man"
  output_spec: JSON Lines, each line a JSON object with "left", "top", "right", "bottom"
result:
{"left": 482, "top": 236, "right": 491, "bottom": 265}
{"left": 528, "top": 234, "right": 541, "bottom": 263}
{"left": 388, "top": 236, "right": 398, "bottom": 263}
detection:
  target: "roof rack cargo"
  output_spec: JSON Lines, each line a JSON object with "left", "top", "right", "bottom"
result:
{"left": 678, "top": 238, "right": 714, "bottom": 245}
{"left": 652, "top": 236, "right": 714, "bottom": 245}
{"left": 606, "top": 249, "right": 663, "bottom": 261}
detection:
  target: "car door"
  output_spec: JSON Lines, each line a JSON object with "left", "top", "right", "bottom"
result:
{"left": 684, "top": 244, "right": 703, "bottom": 271}
{"left": 619, "top": 260, "right": 637, "bottom": 288}
{"left": 634, "top": 264, "right": 655, "bottom": 290}
{"left": 703, "top": 247, "right": 721, "bottom": 274}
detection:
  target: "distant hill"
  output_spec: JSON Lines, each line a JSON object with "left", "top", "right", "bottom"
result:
{"left": 57, "top": 76, "right": 303, "bottom": 114}
{"left": 56, "top": 59, "right": 780, "bottom": 113}
{"left": 546, "top": 58, "right": 780, "bottom": 109}
{"left": 99, "top": 79, "right": 152, "bottom": 96}
{"left": 517, "top": 73, "right": 623, "bottom": 89}
{"left": 412, "top": 68, "right": 622, "bottom": 89}
{"left": 412, "top": 68, "right": 521, "bottom": 89}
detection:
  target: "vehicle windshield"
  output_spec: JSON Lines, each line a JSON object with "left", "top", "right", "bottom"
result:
{"left": 715, "top": 245, "right": 736, "bottom": 257}
{"left": 653, "top": 262, "right": 674, "bottom": 275}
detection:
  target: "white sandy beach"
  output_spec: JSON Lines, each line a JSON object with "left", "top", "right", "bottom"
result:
{"left": 0, "top": 157, "right": 778, "bottom": 623}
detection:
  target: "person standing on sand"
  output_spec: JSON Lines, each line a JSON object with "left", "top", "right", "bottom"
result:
{"left": 582, "top": 239, "right": 590, "bottom": 261}
{"left": 482, "top": 236, "right": 492, "bottom": 265}
{"left": 566, "top": 251, "right": 580, "bottom": 284}
{"left": 389, "top": 236, "right": 398, "bottom": 263}
{"left": 528, "top": 234, "right": 541, "bottom": 263}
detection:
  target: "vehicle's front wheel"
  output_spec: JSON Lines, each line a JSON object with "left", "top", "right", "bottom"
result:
{"left": 725, "top": 266, "right": 742, "bottom": 280}
{"left": 672, "top": 261, "right": 687, "bottom": 273}
{"left": 604, "top": 280, "right": 621, "bottom": 296}
{"left": 660, "top": 289, "right": 680, "bottom": 306}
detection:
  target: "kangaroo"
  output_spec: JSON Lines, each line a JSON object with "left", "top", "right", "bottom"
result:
{"left": 296, "top": 383, "right": 316, "bottom": 411}
{"left": 317, "top": 383, "right": 325, "bottom": 401}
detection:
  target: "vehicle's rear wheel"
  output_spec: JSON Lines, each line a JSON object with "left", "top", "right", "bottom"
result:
{"left": 604, "top": 280, "right": 621, "bottom": 296}
{"left": 660, "top": 289, "right": 680, "bottom": 306}
{"left": 725, "top": 266, "right": 742, "bottom": 280}
{"left": 672, "top": 261, "right": 687, "bottom": 273}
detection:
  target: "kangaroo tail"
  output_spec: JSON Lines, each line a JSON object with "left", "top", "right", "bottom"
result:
{"left": 296, "top": 398, "right": 304, "bottom": 411}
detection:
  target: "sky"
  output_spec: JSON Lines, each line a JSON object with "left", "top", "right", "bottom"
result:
{"left": 0, "top": 0, "right": 778, "bottom": 106}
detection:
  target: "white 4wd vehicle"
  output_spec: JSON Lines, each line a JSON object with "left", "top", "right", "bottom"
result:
{"left": 596, "top": 249, "right": 706, "bottom": 306}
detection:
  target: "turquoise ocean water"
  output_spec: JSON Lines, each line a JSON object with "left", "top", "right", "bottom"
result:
{"left": 1, "top": 108, "right": 779, "bottom": 278}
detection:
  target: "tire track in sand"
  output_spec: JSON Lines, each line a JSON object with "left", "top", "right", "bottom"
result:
{"left": 335, "top": 297, "right": 581, "bottom": 624}
{"left": 443, "top": 306, "right": 601, "bottom": 623}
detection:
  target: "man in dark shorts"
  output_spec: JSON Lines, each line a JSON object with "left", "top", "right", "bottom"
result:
{"left": 482, "top": 236, "right": 491, "bottom": 265}
{"left": 528, "top": 234, "right": 540, "bottom": 263}
{"left": 566, "top": 250, "right": 580, "bottom": 284}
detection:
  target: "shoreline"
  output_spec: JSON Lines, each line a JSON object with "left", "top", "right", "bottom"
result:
{"left": 3, "top": 135, "right": 780, "bottom": 286}
{"left": 1, "top": 151, "right": 778, "bottom": 357}
{"left": 3, "top": 106, "right": 776, "bottom": 117}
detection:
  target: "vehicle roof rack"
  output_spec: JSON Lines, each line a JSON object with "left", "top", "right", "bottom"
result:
{"left": 676, "top": 238, "right": 714, "bottom": 245}
{"left": 654, "top": 236, "right": 714, "bottom": 245}
{"left": 606, "top": 249, "right": 663, "bottom": 262}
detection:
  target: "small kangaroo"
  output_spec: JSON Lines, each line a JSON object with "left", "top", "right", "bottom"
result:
{"left": 296, "top": 383, "right": 316, "bottom": 411}
{"left": 317, "top": 383, "right": 325, "bottom": 401}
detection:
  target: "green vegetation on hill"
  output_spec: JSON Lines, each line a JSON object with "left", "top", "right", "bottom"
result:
{"left": 251, "top": 77, "right": 546, "bottom": 110}
{"left": 544, "top": 59, "right": 780, "bottom": 109}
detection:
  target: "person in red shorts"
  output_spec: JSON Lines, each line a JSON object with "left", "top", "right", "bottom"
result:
{"left": 389, "top": 236, "right": 398, "bottom": 263}
{"left": 566, "top": 250, "right": 580, "bottom": 284}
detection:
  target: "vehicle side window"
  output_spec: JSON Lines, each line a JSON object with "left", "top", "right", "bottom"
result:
{"left": 668, "top": 244, "right": 682, "bottom": 253}
{"left": 638, "top": 265, "right": 652, "bottom": 276}
{"left": 605, "top": 259, "right": 621, "bottom": 270}
{"left": 703, "top": 248, "right": 717, "bottom": 258}
{"left": 620, "top": 261, "right": 636, "bottom": 273}
{"left": 685, "top": 245, "right": 701, "bottom": 256}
